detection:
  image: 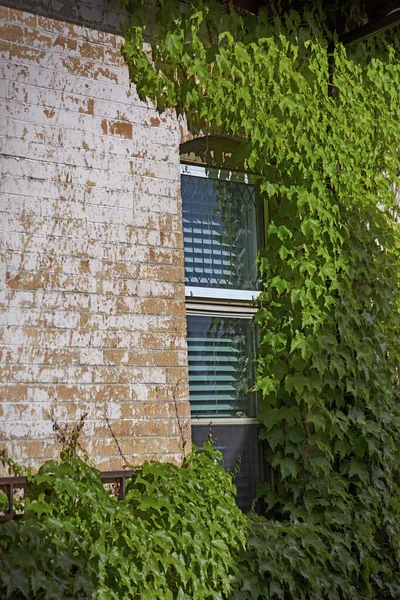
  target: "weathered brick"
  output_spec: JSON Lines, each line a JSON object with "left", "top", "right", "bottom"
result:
{"left": 10, "top": 44, "right": 47, "bottom": 63}
{"left": 0, "top": 384, "right": 29, "bottom": 402}
{"left": 144, "top": 401, "right": 170, "bottom": 419}
{"left": 119, "top": 436, "right": 169, "bottom": 455}
{"left": 0, "top": 347, "right": 80, "bottom": 365}
{"left": 53, "top": 35, "right": 78, "bottom": 51}
{"left": 141, "top": 332, "right": 186, "bottom": 350}
{"left": 166, "top": 367, "right": 190, "bottom": 384}
{"left": 153, "top": 351, "right": 183, "bottom": 367}
{"left": 0, "top": 39, "right": 10, "bottom": 58}
{"left": 8, "top": 9, "right": 37, "bottom": 27}
{"left": 104, "top": 349, "right": 152, "bottom": 367}
{"left": 119, "top": 402, "right": 146, "bottom": 419}
{"left": 105, "top": 419, "right": 135, "bottom": 438}
{"left": 0, "top": 5, "right": 9, "bottom": 20}
{"left": 1, "top": 23, "right": 26, "bottom": 43}
{"left": 154, "top": 383, "right": 189, "bottom": 402}
{"left": 167, "top": 437, "right": 186, "bottom": 454}
{"left": 139, "top": 264, "right": 185, "bottom": 282}
{"left": 101, "top": 119, "right": 133, "bottom": 138}
{"left": 0, "top": 3, "right": 190, "bottom": 474}
{"left": 77, "top": 41, "right": 104, "bottom": 61}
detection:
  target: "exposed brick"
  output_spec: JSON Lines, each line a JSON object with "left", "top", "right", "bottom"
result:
{"left": 0, "top": 384, "right": 29, "bottom": 402}
{"left": 0, "top": 5, "right": 9, "bottom": 20}
{"left": 0, "top": 347, "right": 80, "bottom": 365}
{"left": 8, "top": 9, "right": 38, "bottom": 27}
{"left": 175, "top": 317, "right": 187, "bottom": 332}
{"left": 0, "top": 39, "right": 10, "bottom": 58}
{"left": 0, "top": 2, "right": 190, "bottom": 475}
{"left": 154, "top": 383, "right": 188, "bottom": 402}
{"left": 78, "top": 41, "right": 104, "bottom": 61}
{"left": 141, "top": 332, "right": 186, "bottom": 350}
{"left": 104, "top": 349, "right": 154, "bottom": 367}
{"left": 163, "top": 299, "right": 186, "bottom": 316}
{"left": 3, "top": 440, "right": 57, "bottom": 461}
{"left": 53, "top": 35, "right": 78, "bottom": 51}
{"left": 106, "top": 419, "right": 134, "bottom": 437}
{"left": 140, "top": 298, "right": 165, "bottom": 315}
{"left": 10, "top": 44, "right": 47, "bottom": 62}
{"left": 167, "top": 437, "right": 185, "bottom": 454}
{"left": 92, "top": 64, "right": 126, "bottom": 85}
{"left": 119, "top": 437, "right": 169, "bottom": 455}
{"left": 153, "top": 351, "right": 182, "bottom": 367}
{"left": 145, "top": 402, "right": 170, "bottom": 419}
{"left": 102, "top": 119, "right": 133, "bottom": 139}
{"left": 139, "top": 264, "right": 185, "bottom": 282}
{"left": 103, "top": 45, "right": 125, "bottom": 67}
{"left": 37, "top": 14, "right": 68, "bottom": 33}
{"left": 1, "top": 23, "right": 25, "bottom": 43}
{"left": 65, "top": 57, "right": 93, "bottom": 77}
{"left": 173, "top": 401, "right": 191, "bottom": 418}
{"left": 166, "top": 367, "right": 189, "bottom": 384}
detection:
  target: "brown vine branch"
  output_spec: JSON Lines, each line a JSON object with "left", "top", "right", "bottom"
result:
{"left": 173, "top": 378, "right": 189, "bottom": 460}
{"left": 104, "top": 415, "right": 130, "bottom": 468}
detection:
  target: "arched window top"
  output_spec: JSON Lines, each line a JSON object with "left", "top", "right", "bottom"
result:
{"left": 180, "top": 134, "right": 250, "bottom": 171}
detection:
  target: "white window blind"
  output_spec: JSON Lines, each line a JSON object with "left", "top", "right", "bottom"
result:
{"left": 187, "top": 315, "right": 257, "bottom": 418}
{"left": 181, "top": 172, "right": 259, "bottom": 291}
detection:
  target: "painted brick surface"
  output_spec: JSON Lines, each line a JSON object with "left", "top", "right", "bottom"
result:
{"left": 0, "top": 1, "right": 191, "bottom": 473}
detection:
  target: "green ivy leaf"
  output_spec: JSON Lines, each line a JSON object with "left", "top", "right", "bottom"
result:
{"left": 306, "top": 411, "right": 327, "bottom": 432}
{"left": 265, "top": 426, "right": 285, "bottom": 450}
{"left": 277, "top": 457, "right": 299, "bottom": 480}
{"left": 348, "top": 461, "right": 369, "bottom": 483}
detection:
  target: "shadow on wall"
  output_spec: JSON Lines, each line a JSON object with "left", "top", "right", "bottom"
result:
{"left": 1, "top": 0, "right": 130, "bottom": 34}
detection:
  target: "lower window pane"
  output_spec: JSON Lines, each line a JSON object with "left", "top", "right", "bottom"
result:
{"left": 192, "top": 424, "right": 263, "bottom": 513}
{"left": 187, "top": 315, "right": 257, "bottom": 418}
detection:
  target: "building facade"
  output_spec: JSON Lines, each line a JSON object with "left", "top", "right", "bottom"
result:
{"left": 0, "top": 1, "right": 263, "bottom": 510}
{"left": 0, "top": 0, "right": 192, "bottom": 472}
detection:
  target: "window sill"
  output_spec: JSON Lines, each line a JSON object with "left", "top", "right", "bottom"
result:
{"left": 185, "top": 286, "right": 260, "bottom": 302}
{"left": 191, "top": 417, "right": 259, "bottom": 425}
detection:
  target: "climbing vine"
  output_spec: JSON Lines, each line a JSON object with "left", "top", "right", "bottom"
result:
{"left": 125, "top": 0, "right": 400, "bottom": 595}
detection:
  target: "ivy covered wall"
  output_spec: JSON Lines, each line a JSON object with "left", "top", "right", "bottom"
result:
{"left": 117, "top": 0, "right": 400, "bottom": 595}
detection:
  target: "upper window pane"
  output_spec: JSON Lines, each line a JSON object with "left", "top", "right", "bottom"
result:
{"left": 181, "top": 172, "right": 259, "bottom": 290}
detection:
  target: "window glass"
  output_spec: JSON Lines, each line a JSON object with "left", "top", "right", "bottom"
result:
{"left": 191, "top": 424, "right": 263, "bottom": 513}
{"left": 187, "top": 315, "right": 257, "bottom": 419}
{"left": 181, "top": 174, "right": 259, "bottom": 290}
{"left": 182, "top": 163, "right": 264, "bottom": 512}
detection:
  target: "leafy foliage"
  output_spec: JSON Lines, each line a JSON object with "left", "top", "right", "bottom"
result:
{"left": 117, "top": 0, "right": 400, "bottom": 596}
{"left": 0, "top": 445, "right": 246, "bottom": 599}
{"left": 2, "top": 1, "right": 400, "bottom": 597}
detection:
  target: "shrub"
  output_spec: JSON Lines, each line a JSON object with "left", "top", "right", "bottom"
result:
{"left": 0, "top": 444, "right": 246, "bottom": 600}
{"left": 233, "top": 511, "right": 400, "bottom": 599}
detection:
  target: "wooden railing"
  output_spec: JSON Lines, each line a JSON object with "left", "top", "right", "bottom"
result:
{"left": 0, "top": 470, "right": 134, "bottom": 522}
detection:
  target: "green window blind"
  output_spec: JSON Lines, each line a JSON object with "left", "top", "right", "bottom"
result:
{"left": 187, "top": 315, "right": 257, "bottom": 418}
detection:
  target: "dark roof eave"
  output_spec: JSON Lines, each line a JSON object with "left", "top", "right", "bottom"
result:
{"left": 340, "top": 6, "right": 400, "bottom": 46}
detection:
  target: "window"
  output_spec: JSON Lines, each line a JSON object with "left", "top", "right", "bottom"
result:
{"left": 181, "top": 163, "right": 265, "bottom": 512}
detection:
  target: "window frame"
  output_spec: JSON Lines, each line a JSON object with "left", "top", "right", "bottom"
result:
{"left": 181, "top": 162, "right": 263, "bottom": 426}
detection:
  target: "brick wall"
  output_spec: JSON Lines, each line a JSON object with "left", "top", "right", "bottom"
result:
{"left": 0, "top": 1, "right": 191, "bottom": 473}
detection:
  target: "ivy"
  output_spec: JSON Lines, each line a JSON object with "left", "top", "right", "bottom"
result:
{"left": 117, "top": 0, "right": 400, "bottom": 596}
{"left": 0, "top": 446, "right": 247, "bottom": 599}
{"left": 1, "top": 1, "right": 400, "bottom": 597}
